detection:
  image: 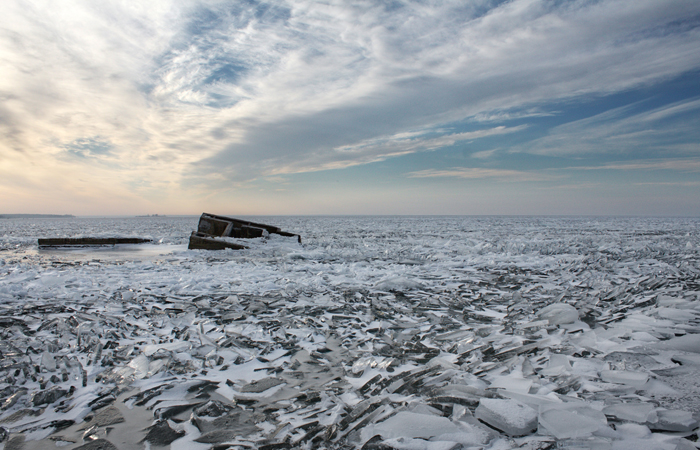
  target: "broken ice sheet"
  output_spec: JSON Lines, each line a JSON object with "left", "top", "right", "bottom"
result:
{"left": 238, "top": 377, "right": 285, "bottom": 394}
{"left": 488, "top": 376, "right": 533, "bottom": 394}
{"left": 600, "top": 370, "right": 649, "bottom": 387}
{"left": 538, "top": 402, "right": 608, "bottom": 440}
{"left": 41, "top": 352, "right": 57, "bottom": 371}
{"left": 652, "top": 409, "right": 699, "bottom": 432}
{"left": 2, "top": 216, "right": 700, "bottom": 449}
{"left": 536, "top": 303, "right": 579, "bottom": 325}
{"left": 475, "top": 398, "right": 538, "bottom": 436}
{"left": 374, "top": 411, "right": 462, "bottom": 438}
{"left": 539, "top": 353, "right": 572, "bottom": 376}
{"left": 603, "top": 402, "right": 657, "bottom": 423}
{"left": 126, "top": 354, "right": 150, "bottom": 380}
{"left": 652, "top": 334, "right": 700, "bottom": 353}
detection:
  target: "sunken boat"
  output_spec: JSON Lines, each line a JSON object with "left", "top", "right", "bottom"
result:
{"left": 188, "top": 213, "right": 301, "bottom": 250}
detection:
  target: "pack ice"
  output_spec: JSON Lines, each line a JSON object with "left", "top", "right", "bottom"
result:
{"left": 0, "top": 215, "right": 699, "bottom": 450}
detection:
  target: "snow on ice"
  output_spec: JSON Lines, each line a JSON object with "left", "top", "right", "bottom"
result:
{"left": 0, "top": 215, "right": 699, "bottom": 449}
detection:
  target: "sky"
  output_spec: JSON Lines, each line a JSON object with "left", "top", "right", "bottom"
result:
{"left": 1, "top": 0, "right": 699, "bottom": 216}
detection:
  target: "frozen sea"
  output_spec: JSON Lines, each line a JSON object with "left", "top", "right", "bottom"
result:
{"left": 0, "top": 215, "right": 699, "bottom": 449}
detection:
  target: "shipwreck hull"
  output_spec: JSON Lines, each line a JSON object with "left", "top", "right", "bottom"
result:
{"left": 187, "top": 232, "right": 248, "bottom": 250}
{"left": 188, "top": 213, "right": 301, "bottom": 250}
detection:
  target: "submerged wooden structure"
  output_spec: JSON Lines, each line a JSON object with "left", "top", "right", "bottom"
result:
{"left": 38, "top": 237, "right": 152, "bottom": 247}
{"left": 188, "top": 213, "right": 301, "bottom": 250}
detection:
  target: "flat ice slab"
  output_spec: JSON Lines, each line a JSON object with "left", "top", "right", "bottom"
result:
{"left": 600, "top": 370, "right": 649, "bottom": 387}
{"left": 475, "top": 398, "right": 538, "bottom": 436}
{"left": 603, "top": 402, "right": 657, "bottom": 423}
{"left": 653, "top": 334, "right": 700, "bottom": 353}
{"left": 536, "top": 303, "right": 579, "bottom": 325}
{"left": 652, "top": 409, "right": 699, "bottom": 432}
{"left": 538, "top": 403, "right": 608, "bottom": 440}
{"left": 371, "top": 411, "right": 463, "bottom": 439}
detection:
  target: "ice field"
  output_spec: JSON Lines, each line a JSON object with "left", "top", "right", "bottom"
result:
{"left": 0, "top": 215, "right": 699, "bottom": 449}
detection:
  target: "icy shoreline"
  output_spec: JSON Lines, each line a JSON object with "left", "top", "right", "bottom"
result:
{"left": 0, "top": 216, "right": 699, "bottom": 449}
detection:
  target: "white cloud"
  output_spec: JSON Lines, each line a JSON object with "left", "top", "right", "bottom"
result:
{"left": 517, "top": 98, "right": 700, "bottom": 156}
{"left": 637, "top": 98, "right": 700, "bottom": 123}
{"left": 407, "top": 167, "right": 552, "bottom": 182}
{"left": 634, "top": 181, "right": 700, "bottom": 187}
{"left": 254, "top": 125, "right": 526, "bottom": 176}
{"left": 563, "top": 158, "right": 700, "bottom": 172}
{"left": 185, "top": 0, "right": 700, "bottom": 181}
{"left": 471, "top": 108, "right": 556, "bottom": 123}
{"left": 2, "top": 0, "right": 700, "bottom": 212}
{"left": 471, "top": 148, "right": 499, "bottom": 159}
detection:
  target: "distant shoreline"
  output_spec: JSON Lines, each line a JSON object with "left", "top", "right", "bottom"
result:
{"left": 0, "top": 214, "right": 75, "bottom": 219}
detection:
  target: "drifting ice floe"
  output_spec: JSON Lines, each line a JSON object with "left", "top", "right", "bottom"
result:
{"left": 0, "top": 215, "right": 699, "bottom": 449}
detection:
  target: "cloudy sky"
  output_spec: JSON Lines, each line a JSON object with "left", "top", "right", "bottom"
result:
{"left": 1, "top": 0, "right": 699, "bottom": 216}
